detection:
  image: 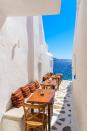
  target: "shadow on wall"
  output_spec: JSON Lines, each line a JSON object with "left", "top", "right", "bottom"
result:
{"left": 0, "top": 16, "right": 6, "bottom": 29}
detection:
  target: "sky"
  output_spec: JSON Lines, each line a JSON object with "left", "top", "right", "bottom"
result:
{"left": 42, "top": 0, "right": 76, "bottom": 59}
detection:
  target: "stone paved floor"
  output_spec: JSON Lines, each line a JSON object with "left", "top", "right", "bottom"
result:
{"left": 51, "top": 80, "right": 73, "bottom": 131}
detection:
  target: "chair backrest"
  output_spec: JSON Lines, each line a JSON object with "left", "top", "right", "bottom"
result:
{"left": 34, "top": 80, "right": 40, "bottom": 89}
{"left": 22, "top": 103, "right": 47, "bottom": 122}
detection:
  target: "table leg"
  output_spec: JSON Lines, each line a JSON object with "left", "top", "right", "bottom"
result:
{"left": 31, "top": 107, "right": 34, "bottom": 131}
{"left": 48, "top": 104, "right": 51, "bottom": 131}
{"left": 58, "top": 78, "right": 60, "bottom": 88}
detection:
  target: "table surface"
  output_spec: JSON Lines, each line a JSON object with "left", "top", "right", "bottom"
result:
{"left": 27, "top": 89, "right": 55, "bottom": 104}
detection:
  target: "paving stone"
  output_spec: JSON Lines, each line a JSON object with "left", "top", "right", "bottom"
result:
{"left": 60, "top": 111, "right": 65, "bottom": 114}
{"left": 64, "top": 97, "right": 66, "bottom": 99}
{"left": 69, "top": 109, "right": 71, "bottom": 112}
{"left": 63, "top": 126, "right": 71, "bottom": 131}
{"left": 64, "top": 100, "right": 69, "bottom": 103}
{"left": 56, "top": 121, "right": 62, "bottom": 125}
{"left": 52, "top": 126, "right": 57, "bottom": 130}
{"left": 68, "top": 114, "right": 71, "bottom": 117}
{"left": 67, "top": 104, "right": 70, "bottom": 106}
{"left": 61, "top": 107, "right": 65, "bottom": 110}
{"left": 59, "top": 118, "right": 65, "bottom": 122}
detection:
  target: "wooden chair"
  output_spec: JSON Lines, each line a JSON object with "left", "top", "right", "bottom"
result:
{"left": 40, "top": 81, "right": 55, "bottom": 90}
{"left": 22, "top": 103, "right": 48, "bottom": 131}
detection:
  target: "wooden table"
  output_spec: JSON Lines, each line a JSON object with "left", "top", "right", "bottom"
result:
{"left": 27, "top": 89, "right": 55, "bottom": 131}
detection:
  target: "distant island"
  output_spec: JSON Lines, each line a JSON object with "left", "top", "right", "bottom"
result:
{"left": 53, "top": 58, "right": 72, "bottom": 80}
{"left": 54, "top": 57, "right": 72, "bottom": 62}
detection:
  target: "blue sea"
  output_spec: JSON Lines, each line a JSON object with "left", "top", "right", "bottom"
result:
{"left": 53, "top": 58, "right": 72, "bottom": 80}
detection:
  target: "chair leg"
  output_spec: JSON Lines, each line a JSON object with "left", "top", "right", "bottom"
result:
{"left": 42, "top": 127, "right": 44, "bottom": 131}
{"left": 39, "top": 128, "right": 41, "bottom": 131}
{"left": 46, "top": 125, "right": 47, "bottom": 131}
{"left": 39, "top": 127, "right": 42, "bottom": 131}
{"left": 26, "top": 125, "right": 28, "bottom": 131}
{"left": 24, "top": 124, "right": 27, "bottom": 131}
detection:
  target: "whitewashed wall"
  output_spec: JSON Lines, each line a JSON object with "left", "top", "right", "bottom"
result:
{"left": 28, "top": 16, "right": 53, "bottom": 81}
{"left": 73, "top": 0, "right": 87, "bottom": 131}
{"left": 0, "top": 17, "right": 28, "bottom": 121}
{"left": 0, "top": 0, "right": 61, "bottom": 16}
{"left": 0, "top": 16, "right": 53, "bottom": 130}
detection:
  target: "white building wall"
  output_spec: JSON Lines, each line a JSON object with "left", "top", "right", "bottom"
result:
{"left": 0, "top": 0, "right": 61, "bottom": 16}
{"left": 28, "top": 16, "right": 53, "bottom": 81}
{"left": 38, "top": 16, "right": 53, "bottom": 78}
{"left": 0, "top": 17, "right": 28, "bottom": 125}
{"left": 73, "top": 0, "right": 87, "bottom": 131}
{"left": 0, "top": 16, "right": 53, "bottom": 130}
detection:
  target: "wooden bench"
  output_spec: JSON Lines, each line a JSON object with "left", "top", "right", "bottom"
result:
{"left": 2, "top": 81, "right": 40, "bottom": 131}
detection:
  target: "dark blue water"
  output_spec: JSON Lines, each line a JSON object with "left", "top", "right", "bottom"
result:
{"left": 53, "top": 58, "right": 72, "bottom": 80}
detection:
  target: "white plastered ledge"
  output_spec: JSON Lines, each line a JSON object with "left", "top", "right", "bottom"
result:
{"left": 0, "top": 0, "right": 61, "bottom": 16}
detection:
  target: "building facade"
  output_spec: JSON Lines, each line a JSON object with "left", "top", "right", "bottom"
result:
{"left": 73, "top": 0, "right": 87, "bottom": 131}
{"left": 0, "top": 16, "right": 53, "bottom": 130}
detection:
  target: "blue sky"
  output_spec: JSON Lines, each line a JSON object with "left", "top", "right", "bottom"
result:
{"left": 42, "top": 0, "right": 76, "bottom": 59}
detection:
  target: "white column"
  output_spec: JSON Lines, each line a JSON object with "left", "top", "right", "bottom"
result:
{"left": 27, "top": 16, "right": 34, "bottom": 82}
